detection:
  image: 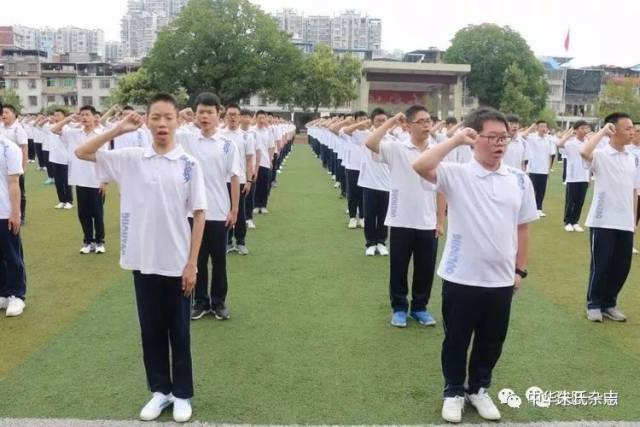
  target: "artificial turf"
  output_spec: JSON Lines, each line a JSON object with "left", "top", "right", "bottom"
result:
{"left": 0, "top": 139, "right": 639, "bottom": 424}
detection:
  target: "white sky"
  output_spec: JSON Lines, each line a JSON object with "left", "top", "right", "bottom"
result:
{"left": 3, "top": 0, "right": 639, "bottom": 67}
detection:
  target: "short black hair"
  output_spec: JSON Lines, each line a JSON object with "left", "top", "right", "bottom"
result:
{"left": 2, "top": 104, "right": 17, "bottom": 115}
{"left": 354, "top": 110, "right": 368, "bottom": 120}
{"left": 79, "top": 105, "right": 97, "bottom": 114}
{"left": 147, "top": 93, "right": 178, "bottom": 114}
{"left": 94, "top": 111, "right": 102, "bottom": 116}
{"left": 405, "top": 105, "right": 430, "bottom": 122}
{"left": 256, "top": 110, "right": 267, "bottom": 117}
{"left": 122, "top": 105, "right": 134, "bottom": 111}
{"left": 506, "top": 114, "right": 520, "bottom": 124}
{"left": 370, "top": 107, "right": 387, "bottom": 120}
{"left": 535, "top": 119, "right": 547, "bottom": 125}
{"left": 573, "top": 120, "right": 589, "bottom": 130}
{"left": 225, "top": 103, "right": 241, "bottom": 113}
{"left": 240, "top": 109, "right": 252, "bottom": 116}
{"left": 194, "top": 92, "right": 221, "bottom": 112}
{"left": 54, "top": 108, "right": 67, "bottom": 116}
{"left": 267, "top": 112, "right": 274, "bottom": 117}
{"left": 463, "top": 107, "right": 508, "bottom": 133}
{"left": 445, "top": 116, "right": 458, "bottom": 125}
{"left": 604, "top": 112, "right": 632, "bottom": 125}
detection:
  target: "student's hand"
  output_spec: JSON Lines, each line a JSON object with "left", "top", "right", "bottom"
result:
{"left": 392, "top": 112, "right": 406, "bottom": 125}
{"left": 435, "top": 222, "right": 444, "bottom": 238}
{"left": 453, "top": 128, "right": 478, "bottom": 146}
{"left": 601, "top": 122, "right": 616, "bottom": 137}
{"left": 8, "top": 212, "right": 20, "bottom": 235}
{"left": 225, "top": 210, "right": 238, "bottom": 228}
{"left": 526, "top": 123, "right": 536, "bottom": 133}
{"left": 358, "top": 119, "right": 371, "bottom": 130}
{"left": 514, "top": 274, "right": 522, "bottom": 294}
{"left": 181, "top": 263, "right": 197, "bottom": 296}
{"left": 117, "top": 112, "right": 144, "bottom": 134}
{"left": 242, "top": 182, "right": 252, "bottom": 195}
{"left": 99, "top": 183, "right": 108, "bottom": 196}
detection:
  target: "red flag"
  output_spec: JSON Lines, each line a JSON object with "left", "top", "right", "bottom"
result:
{"left": 564, "top": 29, "right": 570, "bottom": 52}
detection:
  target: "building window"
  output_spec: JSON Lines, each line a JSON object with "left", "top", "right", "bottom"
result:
{"left": 99, "top": 79, "right": 111, "bottom": 89}
{"left": 81, "top": 79, "right": 93, "bottom": 89}
{"left": 64, "top": 78, "right": 75, "bottom": 88}
{"left": 28, "top": 96, "right": 38, "bottom": 107}
{"left": 10, "top": 80, "right": 19, "bottom": 89}
{"left": 28, "top": 79, "right": 37, "bottom": 89}
{"left": 28, "top": 63, "right": 38, "bottom": 73}
{"left": 99, "top": 97, "right": 110, "bottom": 107}
{"left": 47, "top": 96, "right": 55, "bottom": 103}
{"left": 81, "top": 96, "right": 93, "bottom": 106}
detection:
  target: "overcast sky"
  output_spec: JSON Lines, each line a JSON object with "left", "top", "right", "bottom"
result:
{"left": 3, "top": 0, "right": 639, "bottom": 67}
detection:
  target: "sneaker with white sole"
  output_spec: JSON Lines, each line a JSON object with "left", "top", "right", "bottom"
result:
{"left": 391, "top": 311, "right": 407, "bottom": 328}
{"left": 140, "top": 392, "right": 174, "bottom": 421}
{"left": 246, "top": 219, "right": 256, "bottom": 229}
{"left": 236, "top": 244, "right": 249, "bottom": 255}
{"left": 603, "top": 307, "right": 626, "bottom": 322}
{"left": 54, "top": 202, "right": 65, "bottom": 209}
{"left": 564, "top": 224, "right": 574, "bottom": 232}
{"left": 348, "top": 218, "right": 357, "bottom": 229}
{"left": 173, "top": 397, "right": 192, "bottom": 423}
{"left": 573, "top": 224, "right": 584, "bottom": 232}
{"left": 466, "top": 388, "right": 501, "bottom": 420}
{"left": 633, "top": 247, "right": 639, "bottom": 255}
{"left": 94, "top": 244, "right": 106, "bottom": 254}
{"left": 365, "top": 246, "right": 376, "bottom": 256}
{"left": 63, "top": 203, "right": 73, "bottom": 210}
{"left": 587, "top": 308, "right": 603, "bottom": 322}
{"left": 6, "top": 296, "right": 25, "bottom": 317}
{"left": 260, "top": 208, "right": 269, "bottom": 214}
{"left": 377, "top": 243, "right": 389, "bottom": 256}
{"left": 442, "top": 396, "right": 465, "bottom": 423}
{"left": 227, "top": 244, "right": 237, "bottom": 254}
{"left": 252, "top": 208, "right": 260, "bottom": 214}
{"left": 358, "top": 218, "right": 365, "bottom": 228}
{"left": 537, "top": 210, "right": 546, "bottom": 217}
{"left": 0, "top": 296, "right": 8, "bottom": 310}
{"left": 79, "top": 244, "right": 92, "bottom": 254}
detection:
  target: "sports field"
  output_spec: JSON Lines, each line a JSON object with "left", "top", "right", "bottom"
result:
{"left": 1, "top": 138, "right": 639, "bottom": 425}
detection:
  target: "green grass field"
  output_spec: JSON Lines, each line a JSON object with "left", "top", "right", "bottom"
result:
{"left": 1, "top": 139, "right": 639, "bottom": 424}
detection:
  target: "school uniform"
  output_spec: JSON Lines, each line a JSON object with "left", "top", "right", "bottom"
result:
{"left": 254, "top": 127, "right": 276, "bottom": 210}
{"left": 243, "top": 128, "right": 258, "bottom": 221}
{"left": 178, "top": 130, "right": 241, "bottom": 312}
{"left": 343, "top": 130, "right": 364, "bottom": 219}
{"left": 526, "top": 134, "right": 556, "bottom": 210}
{"left": 96, "top": 143, "right": 207, "bottom": 400}
{"left": 584, "top": 145, "right": 640, "bottom": 311}
{"left": 502, "top": 136, "right": 527, "bottom": 170}
{"left": 563, "top": 137, "right": 590, "bottom": 226}
{"left": 44, "top": 123, "right": 73, "bottom": 205}
{"left": 435, "top": 159, "right": 537, "bottom": 397}
{"left": 1, "top": 121, "right": 28, "bottom": 222}
{"left": 0, "top": 136, "right": 26, "bottom": 302}
{"left": 377, "top": 137, "right": 438, "bottom": 313}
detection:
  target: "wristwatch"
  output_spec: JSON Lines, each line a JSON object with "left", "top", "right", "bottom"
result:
{"left": 515, "top": 268, "right": 528, "bottom": 279}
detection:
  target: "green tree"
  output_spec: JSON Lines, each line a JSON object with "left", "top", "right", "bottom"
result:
{"left": 444, "top": 23, "right": 547, "bottom": 114}
{"left": 536, "top": 107, "right": 558, "bottom": 129}
{"left": 109, "top": 68, "right": 160, "bottom": 106}
{"left": 596, "top": 80, "right": 640, "bottom": 121}
{"left": 143, "top": 0, "right": 303, "bottom": 104}
{"left": 331, "top": 54, "right": 362, "bottom": 109}
{"left": 42, "top": 104, "right": 72, "bottom": 115}
{"left": 500, "top": 63, "right": 535, "bottom": 122}
{"left": 0, "top": 89, "right": 24, "bottom": 114}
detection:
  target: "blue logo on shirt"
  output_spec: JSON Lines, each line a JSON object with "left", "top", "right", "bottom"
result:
{"left": 444, "top": 233, "right": 463, "bottom": 275}
{"left": 121, "top": 212, "right": 131, "bottom": 256}
{"left": 180, "top": 155, "right": 195, "bottom": 183}
{"left": 223, "top": 141, "right": 231, "bottom": 154}
{"left": 594, "top": 192, "right": 605, "bottom": 220}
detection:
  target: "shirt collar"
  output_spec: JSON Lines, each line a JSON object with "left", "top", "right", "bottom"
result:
{"left": 604, "top": 143, "right": 629, "bottom": 155}
{"left": 143, "top": 144, "right": 185, "bottom": 160}
{"left": 469, "top": 158, "right": 510, "bottom": 177}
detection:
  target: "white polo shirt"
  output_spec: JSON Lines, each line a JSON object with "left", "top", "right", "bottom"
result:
{"left": 221, "top": 127, "right": 255, "bottom": 184}
{"left": 564, "top": 138, "right": 590, "bottom": 183}
{"left": 435, "top": 159, "right": 538, "bottom": 288}
{"left": 113, "top": 127, "right": 151, "bottom": 150}
{"left": 378, "top": 137, "right": 437, "bottom": 230}
{"left": 178, "top": 130, "right": 241, "bottom": 221}
{"left": 354, "top": 129, "right": 390, "bottom": 192}
{"left": 0, "top": 121, "right": 28, "bottom": 147}
{"left": 43, "top": 123, "right": 68, "bottom": 165}
{"left": 62, "top": 126, "right": 105, "bottom": 188}
{"left": 0, "top": 136, "right": 24, "bottom": 219}
{"left": 584, "top": 144, "right": 640, "bottom": 232}
{"left": 526, "top": 134, "right": 556, "bottom": 174}
{"left": 343, "top": 131, "right": 362, "bottom": 171}
{"left": 502, "top": 136, "right": 527, "bottom": 170}
{"left": 435, "top": 131, "right": 458, "bottom": 163}
{"left": 254, "top": 127, "right": 275, "bottom": 169}
{"left": 96, "top": 144, "right": 207, "bottom": 277}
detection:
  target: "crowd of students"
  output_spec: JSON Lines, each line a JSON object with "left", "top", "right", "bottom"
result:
{"left": 306, "top": 106, "right": 639, "bottom": 423}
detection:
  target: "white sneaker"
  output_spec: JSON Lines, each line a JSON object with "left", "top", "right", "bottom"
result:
{"left": 246, "top": 219, "right": 256, "bottom": 229}
{"left": 6, "top": 296, "right": 25, "bottom": 317}
{"left": 441, "top": 396, "right": 465, "bottom": 423}
{"left": 602, "top": 307, "right": 627, "bottom": 322}
{"left": 633, "top": 247, "right": 639, "bottom": 255}
{"left": 0, "top": 296, "right": 8, "bottom": 310}
{"left": 564, "top": 224, "right": 574, "bottom": 232}
{"left": 573, "top": 224, "right": 584, "bottom": 232}
{"left": 63, "top": 203, "right": 73, "bottom": 210}
{"left": 253, "top": 208, "right": 260, "bottom": 214}
{"left": 173, "top": 397, "right": 192, "bottom": 423}
{"left": 348, "top": 218, "right": 357, "bottom": 229}
{"left": 277, "top": 169, "right": 282, "bottom": 174}
{"left": 332, "top": 175, "right": 336, "bottom": 181}
{"left": 466, "top": 388, "right": 501, "bottom": 420}
{"left": 54, "top": 202, "right": 65, "bottom": 209}
{"left": 236, "top": 244, "right": 249, "bottom": 255}
{"left": 537, "top": 210, "right": 546, "bottom": 217}
{"left": 333, "top": 182, "right": 340, "bottom": 189}
{"left": 261, "top": 208, "right": 269, "bottom": 214}
{"left": 79, "top": 244, "right": 92, "bottom": 254}
{"left": 358, "top": 218, "right": 365, "bottom": 228}
{"left": 94, "top": 244, "right": 106, "bottom": 254}
{"left": 140, "top": 392, "right": 174, "bottom": 421}
{"left": 365, "top": 246, "right": 377, "bottom": 256}
{"left": 377, "top": 243, "right": 389, "bottom": 256}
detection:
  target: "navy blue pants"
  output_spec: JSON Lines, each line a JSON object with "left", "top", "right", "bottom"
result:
{"left": 193, "top": 220, "right": 228, "bottom": 310}
{"left": 346, "top": 169, "right": 363, "bottom": 218}
{"left": 363, "top": 188, "right": 389, "bottom": 247}
{"left": 255, "top": 166, "right": 271, "bottom": 209}
{"left": 441, "top": 281, "right": 513, "bottom": 397}
{"left": 52, "top": 163, "right": 73, "bottom": 204}
{"left": 227, "top": 183, "right": 247, "bottom": 246}
{"left": 76, "top": 186, "right": 105, "bottom": 244}
{"left": 0, "top": 219, "right": 26, "bottom": 300}
{"left": 133, "top": 271, "right": 193, "bottom": 399}
{"left": 528, "top": 173, "right": 548, "bottom": 210}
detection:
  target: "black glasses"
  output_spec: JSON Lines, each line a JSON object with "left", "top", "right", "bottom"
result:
{"left": 411, "top": 119, "right": 432, "bottom": 125}
{"left": 478, "top": 134, "right": 510, "bottom": 145}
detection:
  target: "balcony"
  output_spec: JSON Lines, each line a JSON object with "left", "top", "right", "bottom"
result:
{"left": 41, "top": 68, "right": 77, "bottom": 77}
{"left": 42, "top": 86, "right": 77, "bottom": 95}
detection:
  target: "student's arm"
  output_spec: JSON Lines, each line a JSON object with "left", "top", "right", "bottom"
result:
{"left": 579, "top": 123, "right": 615, "bottom": 161}
{"left": 51, "top": 114, "right": 76, "bottom": 135}
{"left": 243, "top": 154, "right": 254, "bottom": 195}
{"left": 227, "top": 175, "right": 240, "bottom": 227}
{"left": 75, "top": 113, "right": 143, "bottom": 162}
{"left": 430, "top": 121, "right": 445, "bottom": 138}
{"left": 436, "top": 192, "right": 447, "bottom": 237}
{"left": 446, "top": 122, "right": 463, "bottom": 138}
{"left": 365, "top": 113, "right": 404, "bottom": 154}
{"left": 555, "top": 128, "right": 574, "bottom": 148}
{"left": 101, "top": 104, "right": 119, "bottom": 125}
{"left": 520, "top": 123, "right": 536, "bottom": 138}
{"left": 413, "top": 129, "right": 477, "bottom": 184}
{"left": 8, "top": 175, "right": 21, "bottom": 235}
{"left": 343, "top": 119, "right": 371, "bottom": 136}
{"left": 183, "top": 209, "right": 205, "bottom": 296}
{"left": 514, "top": 223, "right": 529, "bottom": 292}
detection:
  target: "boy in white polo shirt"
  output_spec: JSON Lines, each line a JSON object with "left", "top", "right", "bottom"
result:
{"left": 43, "top": 110, "right": 74, "bottom": 209}
{"left": 75, "top": 93, "right": 207, "bottom": 423}
{"left": 253, "top": 110, "right": 276, "bottom": 214}
{"left": 524, "top": 120, "right": 556, "bottom": 217}
{"left": 580, "top": 113, "right": 639, "bottom": 323}
{"left": 365, "top": 105, "right": 445, "bottom": 328}
{"left": 240, "top": 110, "right": 259, "bottom": 229}
{"left": 413, "top": 107, "right": 538, "bottom": 423}
{"left": 177, "top": 93, "right": 241, "bottom": 321}
{"left": 502, "top": 114, "right": 527, "bottom": 170}
{"left": 1, "top": 105, "right": 28, "bottom": 224}
{"left": 52, "top": 105, "right": 107, "bottom": 254}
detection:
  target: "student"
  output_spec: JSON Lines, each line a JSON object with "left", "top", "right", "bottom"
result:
{"left": 52, "top": 106, "right": 107, "bottom": 254}
{"left": 556, "top": 121, "right": 591, "bottom": 232}
{"left": 221, "top": 103, "right": 255, "bottom": 255}
{"left": 76, "top": 93, "right": 206, "bottom": 423}
{"left": 579, "top": 113, "right": 639, "bottom": 323}
{"left": 41, "top": 111, "right": 74, "bottom": 209}
{"left": 502, "top": 114, "right": 527, "bottom": 170}
{"left": 112, "top": 105, "right": 152, "bottom": 150}
{"left": 177, "top": 93, "right": 240, "bottom": 321}
{"left": 524, "top": 120, "right": 556, "bottom": 217}
{"left": 240, "top": 110, "right": 259, "bottom": 229}
{"left": 1, "top": 105, "right": 28, "bottom": 224}
{"left": 0, "top": 104, "right": 27, "bottom": 318}
{"left": 630, "top": 123, "right": 640, "bottom": 254}
{"left": 413, "top": 107, "right": 537, "bottom": 423}
{"left": 253, "top": 110, "right": 276, "bottom": 214}
{"left": 365, "top": 105, "right": 445, "bottom": 328}
{"left": 342, "top": 112, "right": 369, "bottom": 228}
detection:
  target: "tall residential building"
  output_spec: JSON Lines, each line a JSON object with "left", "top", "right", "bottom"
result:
{"left": 120, "top": 0, "right": 188, "bottom": 60}
{"left": 105, "top": 41, "right": 123, "bottom": 63}
{"left": 0, "top": 26, "right": 105, "bottom": 58}
{"left": 275, "top": 9, "right": 305, "bottom": 43}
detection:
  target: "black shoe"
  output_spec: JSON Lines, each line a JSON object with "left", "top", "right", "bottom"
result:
{"left": 213, "top": 304, "right": 230, "bottom": 320}
{"left": 191, "top": 305, "right": 209, "bottom": 320}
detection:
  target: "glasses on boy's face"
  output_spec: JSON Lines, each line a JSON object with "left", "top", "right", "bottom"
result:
{"left": 478, "top": 134, "right": 510, "bottom": 145}
{"left": 411, "top": 119, "right": 432, "bottom": 126}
